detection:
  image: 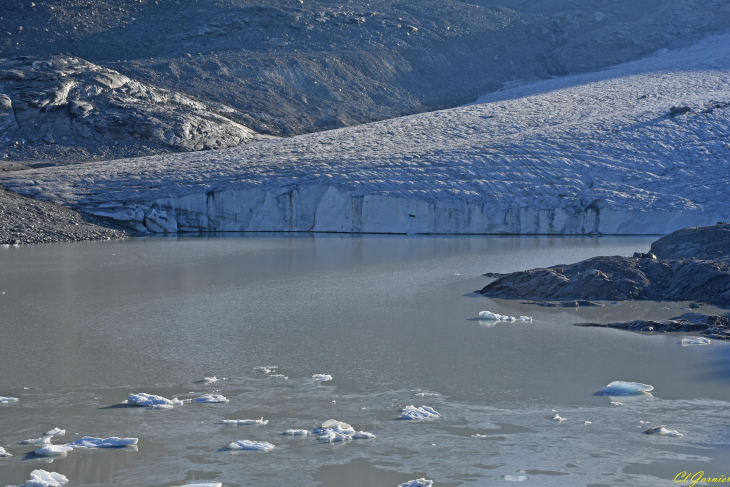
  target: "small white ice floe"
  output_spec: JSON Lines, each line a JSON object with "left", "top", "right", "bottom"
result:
{"left": 200, "top": 376, "right": 220, "bottom": 384}
{"left": 596, "top": 381, "right": 654, "bottom": 396}
{"left": 584, "top": 421, "right": 592, "bottom": 425}
{"left": 282, "top": 429, "right": 310, "bottom": 436}
{"left": 20, "top": 436, "right": 52, "bottom": 445}
{"left": 644, "top": 425, "right": 683, "bottom": 437}
{"left": 317, "top": 420, "right": 355, "bottom": 434}
{"left": 125, "top": 393, "right": 184, "bottom": 408}
{"left": 414, "top": 393, "right": 440, "bottom": 397}
{"left": 610, "top": 401, "right": 624, "bottom": 406}
{"left": 398, "top": 479, "right": 434, "bottom": 487}
{"left": 312, "top": 374, "right": 333, "bottom": 382}
{"left": 34, "top": 445, "right": 73, "bottom": 456}
{"left": 269, "top": 374, "right": 288, "bottom": 379}
{"left": 67, "top": 437, "right": 138, "bottom": 449}
{"left": 552, "top": 414, "right": 566, "bottom": 422}
{"left": 225, "top": 440, "right": 275, "bottom": 451}
{"left": 45, "top": 428, "right": 65, "bottom": 436}
{"left": 218, "top": 418, "right": 268, "bottom": 426}
{"left": 478, "top": 311, "right": 532, "bottom": 322}
{"left": 504, "top": 475, "right": 528, "bottom": 482}
{"left": 317, "top": 430, "right": 352, "bottom": 443}
{"left": 0, "top": 446, "right": 12, "bottom": 457}
{"left": 352, "top": 431, "right": 376, "bottom": 440}
{"left": 682, "top": 337, "right": 712, "bottom": 346}
{"left": 254, "top": 366, "right": 277, "bottom": 373}
{"left": 185, "top": 484, "right": 222, "bottom": 487}
{"left": 12, "top": 469, "right": 69, "bottom": 487}
{"left": 399, "top": 405, "right": 441, "bottom": 420}
{"left": 0, "top": 396, "right": 19, "bottom": 404}
{"left": 472, "top": 434, "right": 488, "bottom": 438}
{"left": 193, "top": 394, "right": 229, "bottom": 403}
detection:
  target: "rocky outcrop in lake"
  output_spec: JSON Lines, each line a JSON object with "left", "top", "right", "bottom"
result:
{"left": 480, "top": 225, "right": 730, "bottom": 305}
{"left": 574, "top": 313, "right": 730, "bottom": 340}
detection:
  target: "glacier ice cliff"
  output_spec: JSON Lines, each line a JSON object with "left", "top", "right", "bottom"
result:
{"left": 2, "top": 32, "right": 730, "bottom": 235}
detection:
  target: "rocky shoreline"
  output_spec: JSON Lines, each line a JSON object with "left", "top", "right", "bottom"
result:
{"left": 574, "top": 313, "right": 730, "bottom": 340}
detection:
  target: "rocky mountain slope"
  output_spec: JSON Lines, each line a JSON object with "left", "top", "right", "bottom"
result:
{"left": 2, "top": 30, "right": 729, "bottom": 235}
{"left": 3, "top": 0, "right": 730, "bottom": 165}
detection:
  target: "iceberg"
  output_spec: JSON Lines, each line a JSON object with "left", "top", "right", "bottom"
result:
{"left": 12, "top": 469, "right": 68, "bottom": 487}
{"left": 352, "top": 431, "right": 376, "bottom": 440}
{"left": 398, "top": 479, "right": 433, "bottom": 487}
{"left": 0, "top": 446, "right": 12, "bottom": 457}
{"left": 644, "top": 425, "right": 683, "bottom": 437}
{"left": 320, "top": 420, "right": 354, "bottom": 434}
{"left": 478, "top": 311, "right": 516, "bottom": 321}
{"left": 504, "top": 475, "right": 528, "bottom": 482}
{"left": 193, "top": 394, "right": 229, "bottom": 403}
{"left": 312, "top": 374, "right": 333, "bottom": 381}
{"left": 0, "top": 396, "right": 18, "bottom": 404}
{"left": 125, "top": 393, "right": 183, "bottom": 408}
{"left": 282, "top": 429, "right": 310, "bottom": 436}
{"left": 682, "top": 337, "right": 712, "bottom": 346}
{"left": 596, "top": 381, "right": 654, "bottom": 396}
{"left": 225, "top": 440, "right": 275, "bottom": 451}
{"left": 20, "top": 436, "right": 52, "bottom": 445}
{"left": 45, "top": 428, "right": 65, "bottom": 436}
{"left": 584, "top": 421, "right": 592, "bottom": 425}
{"left": 218, "top": 418, "right": 268, "bottom": 426}
{"left": 200, "top": 376, "right": 220, "bottom": 383}
{"left": 399, "top": 405, "right": 441, "bottom": 420}
{"left": 317, "top": 430, "right": 352, "bottom": 443}
{"left": 67, "top": 437, "right": 138, "bottom": 449}
{"left": 552, "top": 414, "right": 566, "bottom": 422}
{"left": 34, "top": 445, "right": 73, "bottom": 456}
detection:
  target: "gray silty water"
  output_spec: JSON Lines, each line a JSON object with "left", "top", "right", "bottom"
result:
{"left": 1, "top": 235, "right": 730, "bottom": 486}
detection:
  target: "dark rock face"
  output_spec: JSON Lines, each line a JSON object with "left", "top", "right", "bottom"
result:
{"left": 650, "top": 224, "right": 730, "bottom": 261}
{"left": 481, "top": 224, "right": 730, "bottom": 305}
{"left": 0, "top": 56, "right": 265, "bottom": 165}
{"left": 574, "top": 313, "right": 730, "bottom": 340}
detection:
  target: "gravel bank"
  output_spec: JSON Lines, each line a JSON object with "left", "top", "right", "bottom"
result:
{"left": 0, "top": 187, "right": 128, "bottom": 244}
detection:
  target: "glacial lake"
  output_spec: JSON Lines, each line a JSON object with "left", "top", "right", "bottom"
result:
{"left": 1, "top": 235, "right": 730, "bottom": 487}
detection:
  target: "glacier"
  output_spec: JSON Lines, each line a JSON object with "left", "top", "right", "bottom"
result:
{"left": 2, "top": 32, "right": 730, "bottom": 235}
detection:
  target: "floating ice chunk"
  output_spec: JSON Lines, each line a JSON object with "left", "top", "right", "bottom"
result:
{"left": 552, "top": 414, "right": 566, "bottom": 422}
{"left": 504, "top": 475, "right": 528, "bottom": 482}
{"left": 644, "top": 425, "right": 683, "bottom": 437}
{"left": 0, "top": 396, "right": 18, "bottom": 404}
{"left": 320, "top": 420, "right": 354, "bottom": 433}
{"left": 317, "top": 430, "right": 352, "bottom": 443}
{"left": 312, "top": 374, "right": 333, "bottom": 381}
{"left": 67, "top": 437, "right": 138, "bottom": 449}
{"left": 14, "top": 469, "right": 69, "bottom": 487}
{"left": 226, "top": 440, "right": 275, "bottom": 451}
{"left": 518, "top": 316, "right": 532, "bottom": 322}
{"left": 193, "top": 394, "right": 229, "bottom": 403}
{"left": 254, "top": 366, "right": 277, "bottom": 373}
{"left": 399, "top": 405, "right": 441, "bottom": 420}
{"left": 584, "top": 421, "right": 592, "bottom": 425}
{"left": 478, "top": 311, "right": 516, "bottom": 321}
{"left": 45, "top": 428, "right": 65, "bottom": 436}
{"left": 200, "top": 376, "right": 220, "bottom": 383}
{"left": 185, "top": 484, "right": 222, "bottom": 487}
{"left": 126, "top": 393, "right": 180, "bottom": 408}
{"left": 0, "top": 446, "right": 11, "bottom": 457}
{"left": 596, "top": 381, "right": 654, "bottom": 396}
{"left": 269, "top": 374, "right": 288, "bottom": 379}
{"left": 282, "top": 429, "right": 310, "bottom": 436}
{"left": 682, "top": 337, "right": 712, "bottom": 346}
{"left": 610, "top": 401, "right": 623, "bottom": 406}
{"left": 414, "top": 392, "right": 440, "bottom": 397}
{"left": 398, "top": 479, "right": 433, "bottom": 487}
{"left": 472, "top": 434, "right": 488, "bottom": 438}
{"left": 218, "top": 417, "right": 268, "bottom": 426}
{"left": 352, "top": 431, "right": 376, "bottom": 439}
{"left": 34, "top": 445, "right": 73, "bottom": 456}
{"left": 20, "top": 436, "right": 52, "bottom": 445}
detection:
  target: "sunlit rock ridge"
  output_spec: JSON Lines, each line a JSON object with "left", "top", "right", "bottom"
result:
{"left": 2, "top": 31, "right": 729, "bottom": 235}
